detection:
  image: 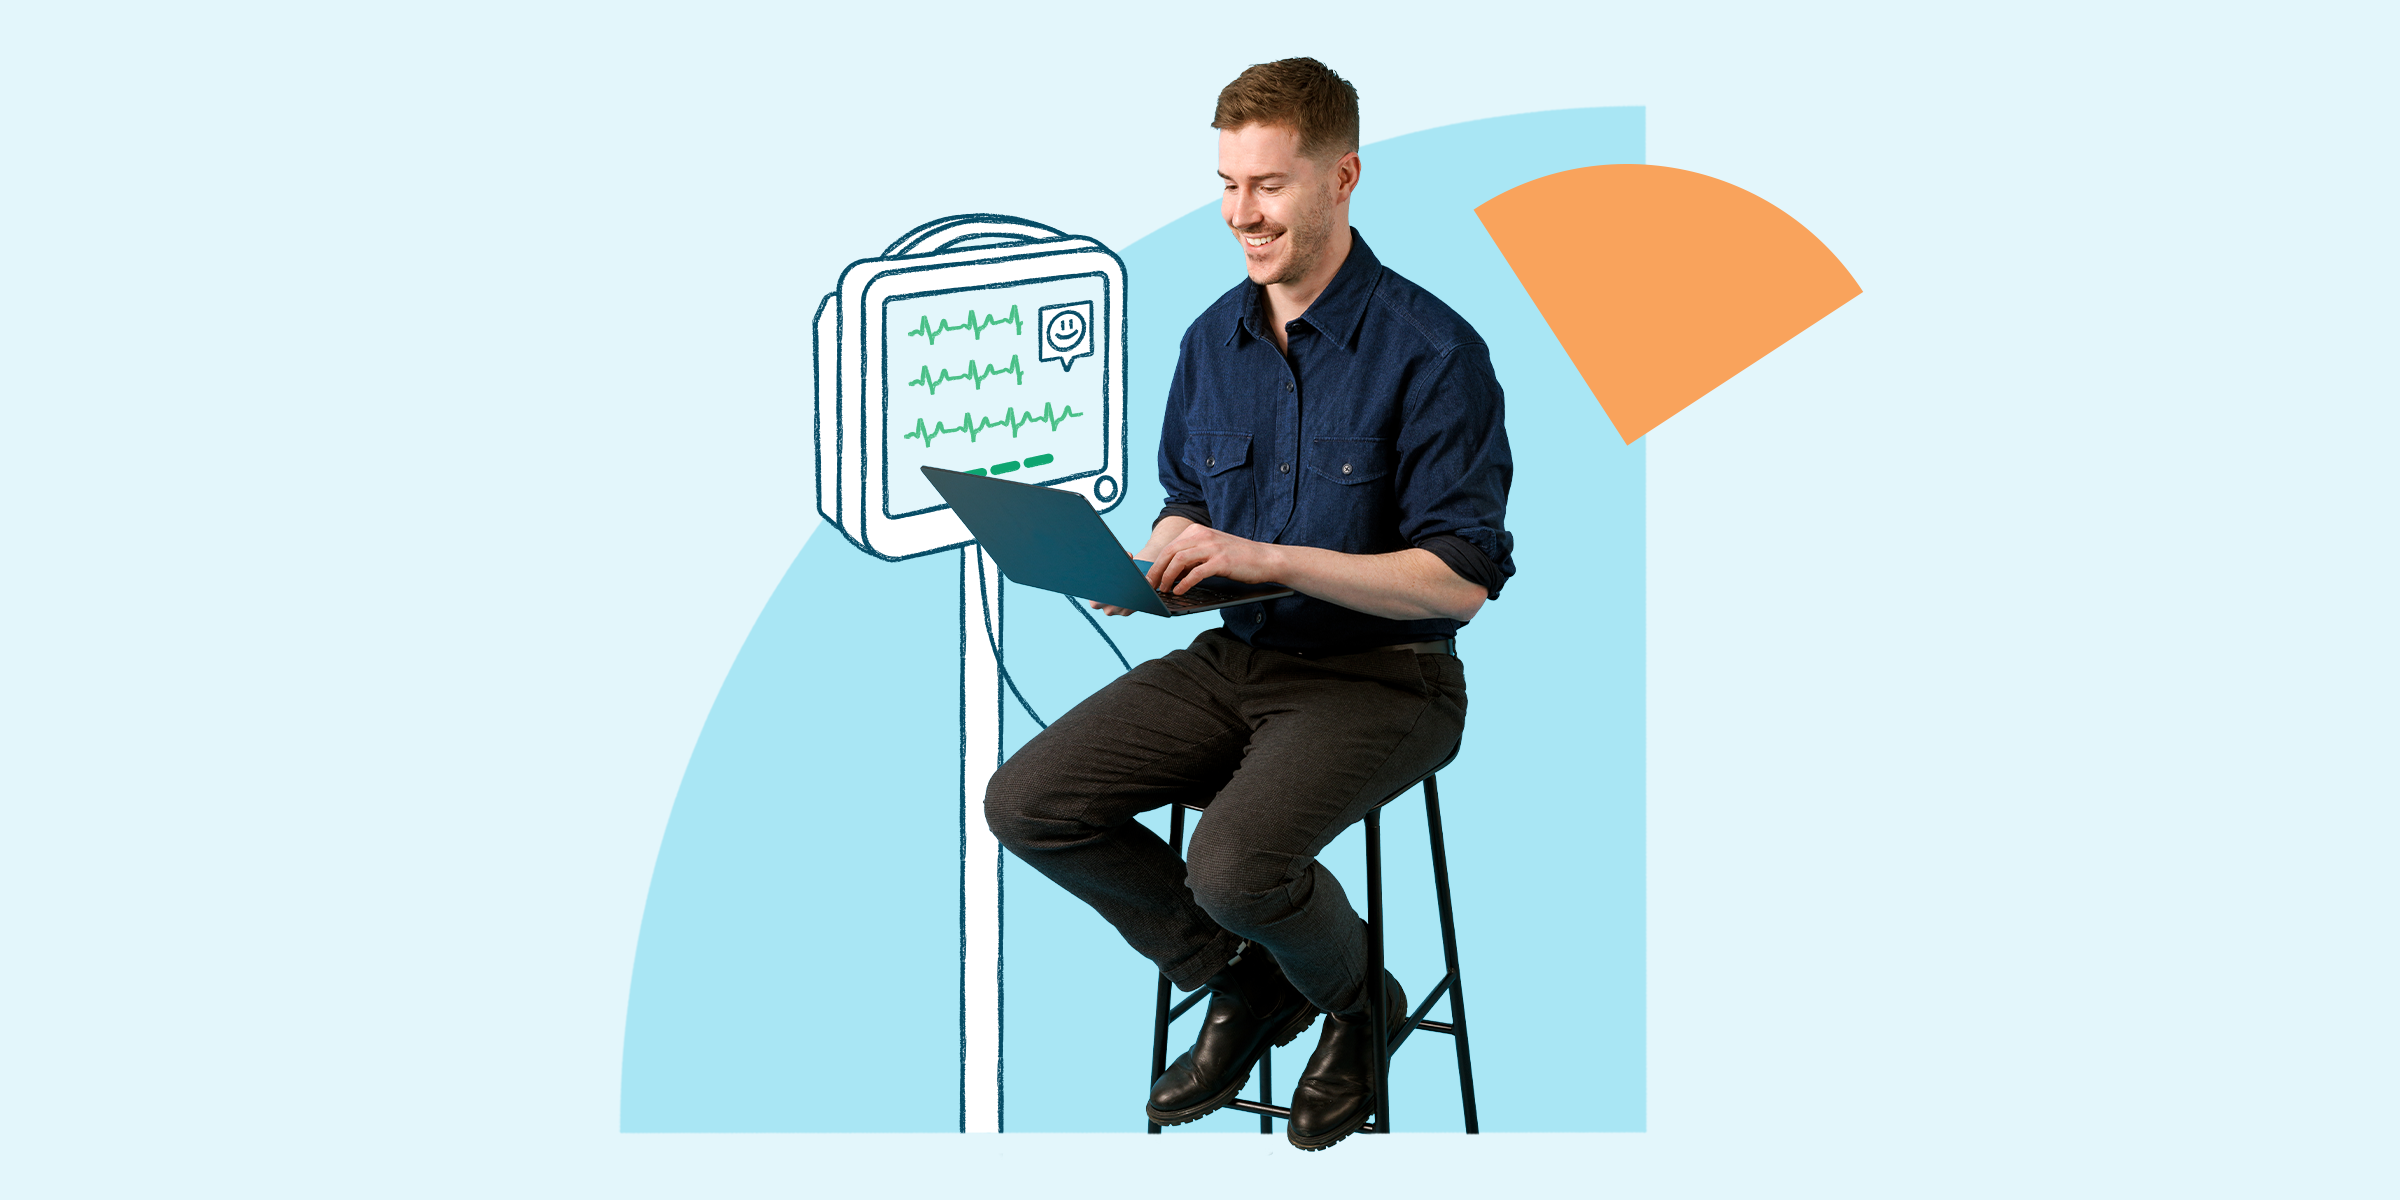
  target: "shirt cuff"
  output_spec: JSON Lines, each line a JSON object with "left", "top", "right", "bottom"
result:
{"left": 1417, "top": 534, "right": 1508, "bottom": 599}
{"left": 1157, "top": 502, "right": 1211, "bottom": 529}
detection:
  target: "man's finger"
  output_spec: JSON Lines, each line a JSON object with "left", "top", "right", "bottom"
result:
{"left": 1159, "top": 547, "right": 1196, "bottom": 594}
{"left": 1170, "top": 550, "right": 1216, "bottom": 595}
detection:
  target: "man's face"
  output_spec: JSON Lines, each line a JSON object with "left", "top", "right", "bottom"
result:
{"left": 1218, "top": 123, "right": 1357, "bottom": 288}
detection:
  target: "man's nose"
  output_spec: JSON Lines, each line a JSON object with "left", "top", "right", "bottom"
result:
{"left": 1228, "top": 187, "right": 1260, "bottom": 229}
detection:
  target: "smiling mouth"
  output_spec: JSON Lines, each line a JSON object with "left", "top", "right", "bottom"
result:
{"left": 1241, "top": 230, "right": 1281, "bottom": 248}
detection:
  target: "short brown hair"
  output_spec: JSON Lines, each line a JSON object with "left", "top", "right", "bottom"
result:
{"left": 1212, "top": 58, "right": 1359, "bottom": 162}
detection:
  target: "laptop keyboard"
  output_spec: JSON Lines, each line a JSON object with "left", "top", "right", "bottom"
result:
{"left": 1160, "top": 587, "right": 1242, "bottom": 611}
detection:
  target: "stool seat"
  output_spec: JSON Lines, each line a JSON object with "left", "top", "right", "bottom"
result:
{"left": 1144, "top": 753, "right": 1479, "bottom": 1136}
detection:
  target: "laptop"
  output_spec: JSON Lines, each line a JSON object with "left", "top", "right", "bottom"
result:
{"left": 921, "top": 466, "right": 1296, "bottom": 617}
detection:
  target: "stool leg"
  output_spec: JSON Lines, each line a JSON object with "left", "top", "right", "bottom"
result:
{"left": 1147, "top": 804, "right": 1190, "bottom": 1134}
{"left": 1259, "top": 1047, "right": 1273, "bottom": 1133}
{"left": 1147, "top": 972, "right": 1170, "bottom": 1135}
{"left": 1366, "top": 804, "right": 1389, "bottom": 1133}
{"left": 1424, "top": 776, "right": 1478, "bottom": 1133}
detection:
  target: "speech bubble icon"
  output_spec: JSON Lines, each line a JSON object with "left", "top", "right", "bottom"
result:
{"left": 1037, "top": 301, "right": 1095, "bottom": 373}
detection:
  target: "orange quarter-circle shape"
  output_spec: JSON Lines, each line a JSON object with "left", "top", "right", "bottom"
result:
{"left": 1476, "top": 165, "right": 1861, "bottom": 444}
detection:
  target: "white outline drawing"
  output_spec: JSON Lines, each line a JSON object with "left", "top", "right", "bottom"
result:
{"left": 811, "top": 215, "right": 1132, "bottom": 1132}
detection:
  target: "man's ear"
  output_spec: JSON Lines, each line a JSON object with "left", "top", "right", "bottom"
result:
{"left": 1333, "top": 150, "right": 1362, "bottom": 202}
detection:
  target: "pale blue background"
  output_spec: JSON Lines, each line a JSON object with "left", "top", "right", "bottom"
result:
{"left": 620, "top": 107, "right": 1646, "bottom": 1133}
{"left": 2, "top": 2, "right": 2392, "bottom": 1197}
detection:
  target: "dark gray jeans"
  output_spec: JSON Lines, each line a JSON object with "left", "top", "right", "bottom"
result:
{"left": 984, "top": 628, "right": 1467, "bottom": 1017}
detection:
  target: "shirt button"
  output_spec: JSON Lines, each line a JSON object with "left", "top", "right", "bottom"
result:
{"left": 1284, "top": 380, "right": 1294, "bottom": 392}
{"left": 1280, "top": 463, "right": 1290, "bottom": 473}
{"left": 1342, "top": 463, "right": 1352, "bottom": 474}
{"left": 1206, "top": 457, "right": 1215, "bottom": 466}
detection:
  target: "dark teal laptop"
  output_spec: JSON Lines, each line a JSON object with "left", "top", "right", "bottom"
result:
{"left": 921, "top": 466, "right": 1295, "bottom": 617}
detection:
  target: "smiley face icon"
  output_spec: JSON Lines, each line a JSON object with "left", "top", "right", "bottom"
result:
{"left": 1044, "top": 309, "right": 1086, "bottom": 351}
{"left": 1036, "top": 300, "right": 1096, "bottom": 373}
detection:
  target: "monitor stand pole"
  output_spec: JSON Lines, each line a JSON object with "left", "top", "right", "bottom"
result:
{"left": 959, "top": 544, "right": 1005, "bottom": 1133}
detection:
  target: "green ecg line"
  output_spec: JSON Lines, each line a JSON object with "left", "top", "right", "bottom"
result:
{"left": 906, "top": 355, "right": 1025, "bottom": 396}
{"left": 904, "top": 402, "right": 1085, "bottom": 447}
{"left": 905, "top": 305, "right": 1023, "bottom": 346}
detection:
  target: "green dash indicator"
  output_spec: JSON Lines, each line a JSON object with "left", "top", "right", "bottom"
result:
{"left": 962, "top": 452, "right": 1058, "bottom": 478}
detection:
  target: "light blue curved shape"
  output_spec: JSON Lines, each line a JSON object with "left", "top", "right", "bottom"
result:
{"left": 623, "top": 107, "right": 1646, "bottom": 1132}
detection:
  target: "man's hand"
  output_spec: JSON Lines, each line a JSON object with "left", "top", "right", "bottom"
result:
{"left": 1146, "top": 523, "right": 1284, "bottom": 597}
{"left": 1090, "top": 520, "right": 1281, "bottom": 616}
{"left": 1088, "top": 516, "right": 1200, "bottom": 616}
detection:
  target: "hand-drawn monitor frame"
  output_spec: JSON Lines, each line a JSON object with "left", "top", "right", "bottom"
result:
{"left": 815, "top": 214, "right": 1131, "bottom": 561}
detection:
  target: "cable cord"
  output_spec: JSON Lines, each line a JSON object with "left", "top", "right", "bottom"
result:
{"left": 1065, "top": 592, "right": 1135, "bottom": 674}
{"left": 973, "top": 554, "right": 1049, "bottom": 730}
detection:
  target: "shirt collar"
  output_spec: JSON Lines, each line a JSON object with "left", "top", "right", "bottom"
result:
{"left": 1225, "top": 228, "right": 1382, "bottom": 351}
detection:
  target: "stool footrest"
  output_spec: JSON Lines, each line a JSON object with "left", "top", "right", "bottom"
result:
{"left": 1160, "top": 969, "right": 1466, "bottom": 1047}
{"left": 1165, "top": 988, "right": 1205, "bottom": 1022}
{"left": 1224, "top": 1099, "right": 1384, "bottom": 1136}
{"left": 1387, "top": 970, "right": 1461, "bottom": 1055}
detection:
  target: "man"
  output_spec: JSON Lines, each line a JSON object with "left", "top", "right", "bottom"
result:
{"left": 984, "top": 57, "right": 1514, "bottom": 1150}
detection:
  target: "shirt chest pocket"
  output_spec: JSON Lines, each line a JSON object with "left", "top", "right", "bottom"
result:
{"left": 1185, "top": 430, "right": 1253, "bottom": 477}
{"left": 1301, "top": 436, "right": 1401, "bottom": 551}
{"left": 1305, "top": 437, "right": 1394, "bottom": 485}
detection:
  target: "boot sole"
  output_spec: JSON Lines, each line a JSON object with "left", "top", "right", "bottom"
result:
{"left": 1144, "top": 1003, "right": 1321, "bottom": 1127}
{"left": 1286, "top": 1096, "right": 1373, "bottom": 1151}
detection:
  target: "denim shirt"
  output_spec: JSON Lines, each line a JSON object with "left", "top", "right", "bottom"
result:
{"left": 1157, "top": 230, "right": 1516, "bottom": 655}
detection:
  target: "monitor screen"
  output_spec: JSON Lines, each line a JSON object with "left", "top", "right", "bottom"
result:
{"left": 881, "top": 271, "right": 1112, "bottom": 519}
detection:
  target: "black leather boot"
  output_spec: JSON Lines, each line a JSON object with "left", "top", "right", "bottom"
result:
{"left": 1285, "top": 970, "right": 1405, "bottom": 1151}
{"left": 1145, "top": 941, "right": 1319, "bottom": 1126}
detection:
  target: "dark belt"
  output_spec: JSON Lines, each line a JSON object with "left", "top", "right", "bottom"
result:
{"left": 1284, "top": 637, "right": 1456, "bottom": 658}
{"left": 1375, "top": 638, "right": 1458, "bottom": 656}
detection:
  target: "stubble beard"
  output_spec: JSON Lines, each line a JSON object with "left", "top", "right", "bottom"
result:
{"left": 1257, "top": 180, "right": 1337, "bottom": 288}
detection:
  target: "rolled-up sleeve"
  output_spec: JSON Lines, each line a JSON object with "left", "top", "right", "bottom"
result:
{"left": 1394, "top": 341, "right": 1516, "bottom": 598}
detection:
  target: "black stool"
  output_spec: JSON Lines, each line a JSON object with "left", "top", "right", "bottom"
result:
{"left": 1144, "top": 757, "right": 1480, "bottom": 1135}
